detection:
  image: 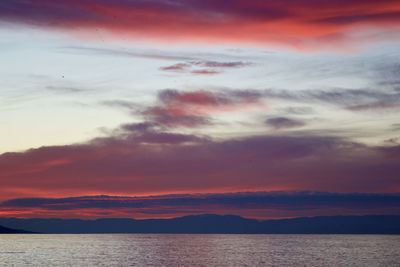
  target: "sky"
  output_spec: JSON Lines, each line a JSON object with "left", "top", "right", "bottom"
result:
{"left": 0, "top": 0, "right": 400, "bottom": 219}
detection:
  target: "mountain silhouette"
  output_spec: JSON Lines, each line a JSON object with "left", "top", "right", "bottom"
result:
{"left": 0, "top": 214, "right": 399, "bottom": 234}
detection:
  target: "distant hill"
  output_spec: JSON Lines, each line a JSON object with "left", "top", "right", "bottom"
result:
{"left": 0, "top": 214, "right": 399, "bottom": 234}
{"left": 0, "top": 224, "right": 32, "bottom": 234}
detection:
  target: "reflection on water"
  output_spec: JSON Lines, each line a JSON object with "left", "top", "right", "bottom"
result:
{"left": 0, "top": 234, "right": 399, "bottom": 266}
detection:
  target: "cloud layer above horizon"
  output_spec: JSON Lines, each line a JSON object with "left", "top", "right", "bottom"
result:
{"left": 1, "top": 0, "right": 400, "bottom": 219}
{"left": 1, "top": 191, "right": 399, "bottom": 219}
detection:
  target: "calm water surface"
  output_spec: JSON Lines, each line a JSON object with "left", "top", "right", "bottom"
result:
{"left": 0, "top": 234, "right": 399, "bottom": 266}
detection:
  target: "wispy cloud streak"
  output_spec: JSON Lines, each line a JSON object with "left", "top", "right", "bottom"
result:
{"left": 159, "top": 61, "right": 251, "bottom": 75}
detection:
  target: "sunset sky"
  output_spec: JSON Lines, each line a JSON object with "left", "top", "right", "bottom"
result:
{"left": 1, "top": 0, "right": 400, "bottom": 219}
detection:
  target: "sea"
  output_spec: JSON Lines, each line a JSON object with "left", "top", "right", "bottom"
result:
{"left": 0, "top": 234, "right": 399, "bottom": 266}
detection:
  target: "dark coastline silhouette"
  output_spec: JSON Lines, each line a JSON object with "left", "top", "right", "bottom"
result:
{"left": 0, "top": 224, "right": 32, "bottom": 234}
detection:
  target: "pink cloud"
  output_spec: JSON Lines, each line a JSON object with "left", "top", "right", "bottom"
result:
{"left": 191, "top": 70, "right": 220, "bottom": 75}
{"left": 1, "top": 0, "right": 400, "bottom": 50}
{"left": 142, "top": 89, "right": 264, "bottom": 127}
{"left": 1, "top": 133, "right": 399, "bottom": 205}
